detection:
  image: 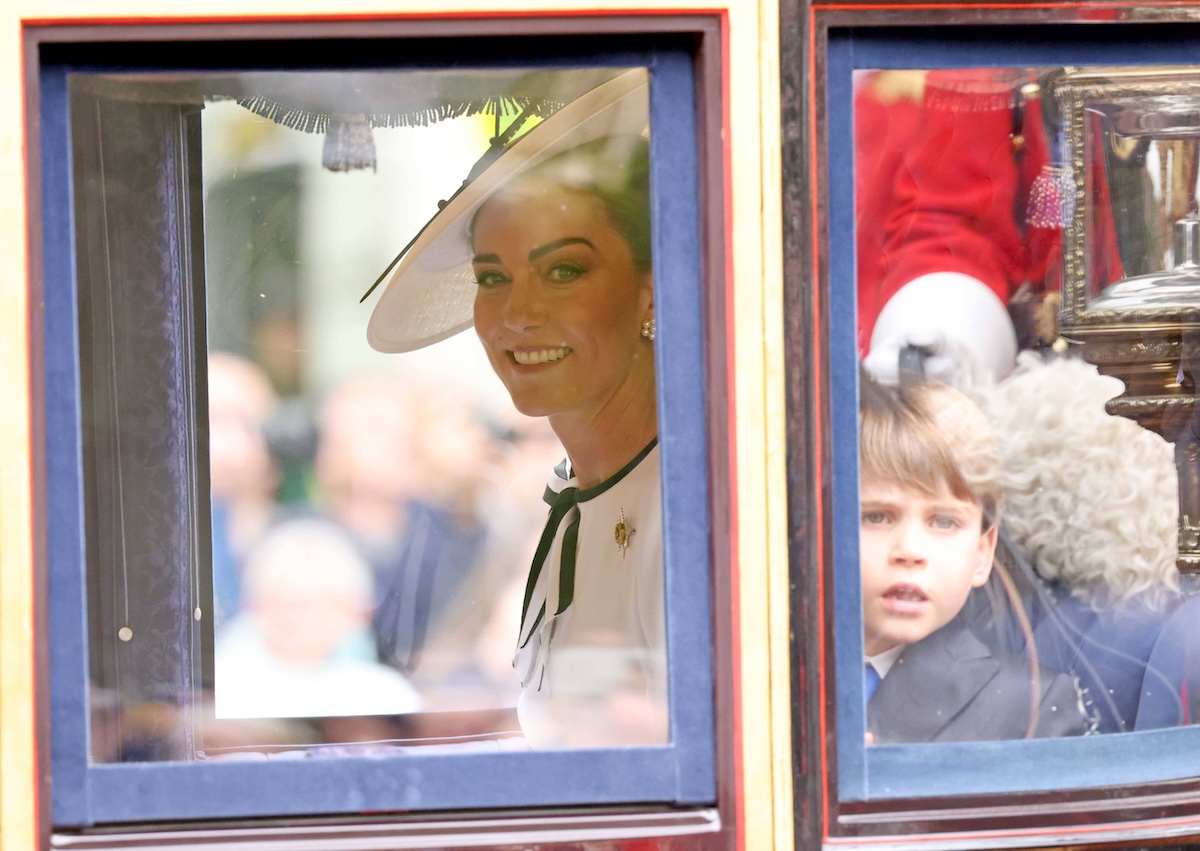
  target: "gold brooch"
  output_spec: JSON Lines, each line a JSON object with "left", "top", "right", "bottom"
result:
{"left": 614, "top": 508, "right": 635, "bottom": 558}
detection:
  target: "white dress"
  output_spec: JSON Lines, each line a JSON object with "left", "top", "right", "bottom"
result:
{"left": 513, "top": 441, "right": 667, "bottom": 748}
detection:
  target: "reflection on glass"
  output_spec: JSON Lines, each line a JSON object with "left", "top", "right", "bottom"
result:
{"left": 853, "top": 66, "right": 1195, "bottom": 745}
{"left": 75, "top": 65, "right": 665, "bottom": 763}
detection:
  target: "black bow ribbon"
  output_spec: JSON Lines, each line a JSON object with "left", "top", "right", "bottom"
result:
{"left": 517, "top": 480, "right": 580, "bottom": 653}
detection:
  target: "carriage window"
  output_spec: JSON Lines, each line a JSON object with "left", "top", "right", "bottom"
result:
{"left": 45, "top": 36, "right": 717, "bottom": 828}
{"left": 834, "top": 51, "right": 1200, "bottom": 800}
{"left": 80, "top": 66, "right": 669, "bottom": 763}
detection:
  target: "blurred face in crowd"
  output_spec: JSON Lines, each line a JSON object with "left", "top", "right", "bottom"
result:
{"left": 207, "top": 352, "right": 278, "bottom": 503}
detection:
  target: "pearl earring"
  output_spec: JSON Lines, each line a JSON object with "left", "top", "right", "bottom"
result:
{"left": 641, "top": 318, "right": 656, "bottom": 341}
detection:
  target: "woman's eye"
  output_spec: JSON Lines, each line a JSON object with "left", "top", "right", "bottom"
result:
{"left": 474, "top": 269, "right": 509, "bottom": 288}
{"left": 546, "top": 262, "right": 585, "bottom": 283}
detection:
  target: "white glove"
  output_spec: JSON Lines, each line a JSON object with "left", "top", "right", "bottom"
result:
{"left": 865, "top": 272, "right": 1018, "bottom": 391}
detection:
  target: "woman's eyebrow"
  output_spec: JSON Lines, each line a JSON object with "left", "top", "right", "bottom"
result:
{"left": 529, "top": 237, "right": 593, "bottom": 261}
{"left": 472, "top": 253, "right": 502, "bottom": 265}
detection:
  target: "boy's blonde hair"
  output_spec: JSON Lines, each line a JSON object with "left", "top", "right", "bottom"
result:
{"left": 859, "top": 374, "right": 1004, "bottom": 525}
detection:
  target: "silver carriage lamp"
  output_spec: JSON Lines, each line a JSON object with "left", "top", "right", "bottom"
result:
{"left": 1050, "top": 66, "right": 1200, "bottom": 571}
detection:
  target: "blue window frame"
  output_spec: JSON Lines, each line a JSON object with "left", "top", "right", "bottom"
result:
{"left": 37, "top": 29, "right": 718, "bottom": 827}
{"left": 827, "top": 23, "right": 1200, "bottom": 803}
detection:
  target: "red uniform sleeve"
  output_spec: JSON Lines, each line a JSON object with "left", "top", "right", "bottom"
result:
{"left": 854, "top": 71, "right": 924, "bottom": 353}
{"left": 878, "top": 71, "right": 1031, "bottom": 325}
{"left": 855, "top": 68, "right": 1125, "bottom": 353}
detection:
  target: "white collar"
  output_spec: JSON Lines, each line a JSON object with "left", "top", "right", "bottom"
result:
{"left": 865, "top": 643, "right": 905, "bottom": 679}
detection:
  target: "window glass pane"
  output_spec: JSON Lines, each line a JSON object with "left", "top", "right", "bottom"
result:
{"left": 849, "top": 62, "right": 1200, "bottom": 766}
{"left": 76, "top": 66, "right": 668, "bottom": 763}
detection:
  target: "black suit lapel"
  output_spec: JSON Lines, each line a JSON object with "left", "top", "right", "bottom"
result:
{"left": 867, "top": 623, "right": 1001, "bottom": 743}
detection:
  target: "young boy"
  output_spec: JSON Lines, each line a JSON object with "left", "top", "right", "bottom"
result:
{"left": 859, "top": 376, "right": 1090, "bottom": 743}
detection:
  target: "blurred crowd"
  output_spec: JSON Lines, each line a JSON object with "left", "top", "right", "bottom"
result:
{"left": 204, "top": 349, "right": 566, "bottom": 746}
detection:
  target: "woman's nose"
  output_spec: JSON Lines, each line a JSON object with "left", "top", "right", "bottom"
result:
{"left": 501, "top": 274, "right": 547, "bottom": 331}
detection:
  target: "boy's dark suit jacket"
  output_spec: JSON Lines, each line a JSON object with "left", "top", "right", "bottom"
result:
{"left": 868, "top": 621, "right": 1091, "bottom": 743}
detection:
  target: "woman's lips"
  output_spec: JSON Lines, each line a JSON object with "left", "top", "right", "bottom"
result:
{"left": 510, "top": 346, "right": 572, "bottom": 366}
{"left": 880, "top": 582, "right": 929, "bottom": 614}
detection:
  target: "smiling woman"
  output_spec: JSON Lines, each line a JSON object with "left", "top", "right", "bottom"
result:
{"left": 368, "top": 69, "right": 666, "bottom": 749}
{"left": 470, "top": 138, "right": 656, "bottom": 474}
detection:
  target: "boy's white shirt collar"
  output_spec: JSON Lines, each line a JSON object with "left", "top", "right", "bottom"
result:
{"left": 865, "top": 644, "right": 905, "bottom": 679}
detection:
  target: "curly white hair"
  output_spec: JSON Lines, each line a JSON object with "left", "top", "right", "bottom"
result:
{"left": 985, "top": 353, "right": 1180, "bottom": 609}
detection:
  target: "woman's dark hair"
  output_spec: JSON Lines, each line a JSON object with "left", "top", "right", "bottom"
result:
{"left": 472, "top": 134, "right": 652, "bottom": 272}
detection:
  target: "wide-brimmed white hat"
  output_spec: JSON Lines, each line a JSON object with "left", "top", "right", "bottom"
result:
{"left": 366, "top": 67, "right": 650, "bottom": 353}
